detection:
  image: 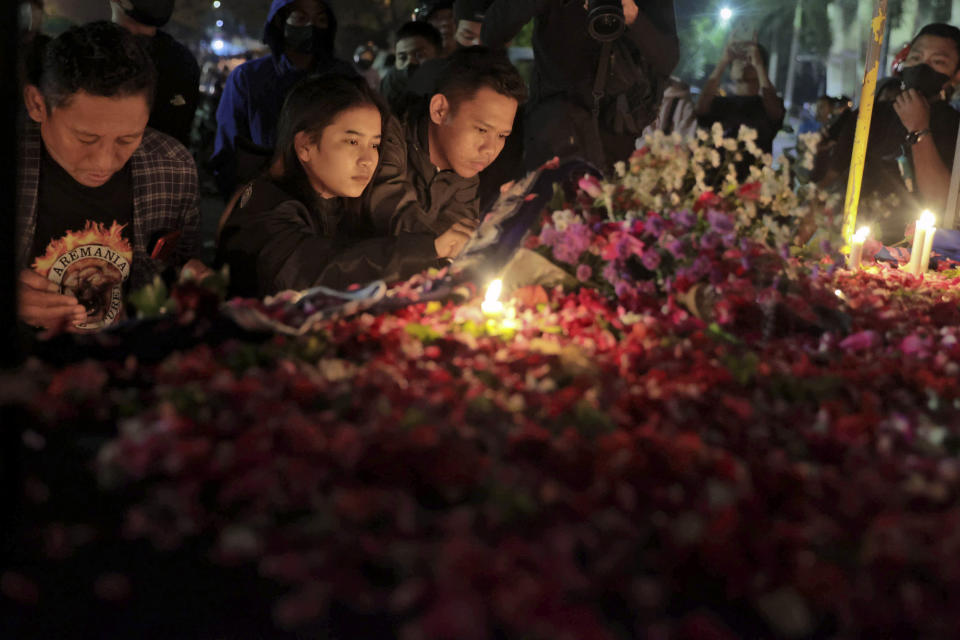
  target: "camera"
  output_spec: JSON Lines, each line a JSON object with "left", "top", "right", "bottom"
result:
{"left": 586, "top": 0, "right": 625, "bottom": 42}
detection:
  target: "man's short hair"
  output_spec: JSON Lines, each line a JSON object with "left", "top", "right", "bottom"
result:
{"left": 40, "top": 20, "right": 156, "bottom": 110}
{"left": 913, "top": 23, "right": 960, "bottom": 72}
{"left": 396, "top": 21, "right": 442, "bottom": 52}
{"left": 435, "top": 46, "right": 527, "bottom": 109}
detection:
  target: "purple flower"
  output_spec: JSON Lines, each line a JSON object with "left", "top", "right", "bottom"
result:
{"left": 576, "top": 264, "right": 593, "bottom": 282}
{"left": 642, "top": 249, "right": 661, "bottom": 271}
{"left": 553, "top": 242, "right": 582, "bottom": 264}
{"left": 674, "top": 209, "right": 697, "bottom": 229}
{"left": 615, "top": 281, "right": 634, "bottom": 298}
{"left": 706, "top": 209, "right": 734, "bottom": 234}
{"left": 602, "top": 262, "right": 620, "bottom": 285}
{"left": 539, "top": 226, "right": 559, "bottom": 247}
{"left": 664, "top": 238, "right": 685, "bottom": 259}
{"left": 700, "top": 232, "right": 721, "bottom": 250}
{"left": 565, "top": 224, "right": 593, "bottom": 255}
{"left": 645, "top": 214, "right": 664, "bottom": 237}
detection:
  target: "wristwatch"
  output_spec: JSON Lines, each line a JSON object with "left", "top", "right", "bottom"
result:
{"left": 906, "top": 128, "right": 931, "bottom": 145}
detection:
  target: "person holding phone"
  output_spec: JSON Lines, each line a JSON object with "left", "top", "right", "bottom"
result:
{"left": 696, "top": 36, "right": 784, "bottom": 154}
{"left": 812, "top": 23, "right": 960, "bottom": 242}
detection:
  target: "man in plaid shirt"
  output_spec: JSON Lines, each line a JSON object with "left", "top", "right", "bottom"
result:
{"left": 17, "top": 21, "right": 201, "bottom": 332}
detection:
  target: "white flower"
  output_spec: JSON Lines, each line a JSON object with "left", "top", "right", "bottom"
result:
{"left": 614, "top": 160, "right": 626, "bottom": 178}
{"left": 551, "top": 208, "right": 580, "bottom": 231}
{"left": 737, "top": 124, "right": 758, "bottom": 143}
{"left": 709, "top": 149, "right": 721, "bottom": 168}
{"left": 696, "top": 128, "right": 709, "bottom": 142}
{"left": 711, "top": 122, "right": 725, "bottom": 148}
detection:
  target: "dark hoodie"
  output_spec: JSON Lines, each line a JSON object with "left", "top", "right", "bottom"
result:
{"left": 210, "top": 0, "right": 354, "bottom": 198}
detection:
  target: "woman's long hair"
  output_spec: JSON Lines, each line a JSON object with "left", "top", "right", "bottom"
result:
{"left": 271, "top": 73, "right": 388, "bottom": 209}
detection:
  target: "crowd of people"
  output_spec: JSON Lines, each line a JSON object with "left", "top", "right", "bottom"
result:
{"left": 14, "top": 0, "right": 960, "bottom": 332}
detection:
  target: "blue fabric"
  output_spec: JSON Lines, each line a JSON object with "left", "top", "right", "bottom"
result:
{"left": 873, "top": 229, "right": 960, "bottom": 268}
{"left": 210, "top": 0, "right": 350, "bottom": 197}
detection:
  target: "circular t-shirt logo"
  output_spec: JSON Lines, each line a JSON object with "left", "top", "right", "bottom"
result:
{"left": 32, "top": 221, "right": 133, "bottom": 331}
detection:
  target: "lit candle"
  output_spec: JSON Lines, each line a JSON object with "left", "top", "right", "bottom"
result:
{"left": 848, "top": 226, "right": 870, "bottom": 270}
{"left": 481, "top": 278, "right": 504, "bottom": 315}
{"left": 906, "top": 210, "right": 935, "bottom": 275}
{"left": 920, "top": 224, "right": 936, "bottom": 274}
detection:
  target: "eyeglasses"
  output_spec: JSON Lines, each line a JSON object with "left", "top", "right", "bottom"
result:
{"left": 286, "top": 9, "right": 328, "bottom": 28}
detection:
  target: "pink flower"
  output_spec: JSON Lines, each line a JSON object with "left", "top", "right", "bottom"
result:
{"left": 576, "top": 264, "right": 593, "bottom": 281}
{"left": 578, "top": 174, "right": 603, "bottom": 198}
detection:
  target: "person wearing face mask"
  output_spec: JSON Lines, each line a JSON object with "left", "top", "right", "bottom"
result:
{"left": 110, "top": 0, "right": 201, "bottom": 149}
{"left": 379, "top": 21, "right": 443, "bottom": 117}
{"left": 813, "top": 24, "right": 960, "bottom": 242}
{"left": 217, "top": 74, "right": 467, "bottom": 298}
{"left": 210, "top": 0, "right": 355, "bottom": 200}
{"left": 696, "top": 38, "right": 785, "bottom": 154}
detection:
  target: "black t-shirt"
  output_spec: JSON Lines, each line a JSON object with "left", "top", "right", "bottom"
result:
{"left": 146, "top": 31, "right": 201, "bottom": 148}
{"left": 697, "top": 94, "right": 784, "bottom": 153}
{"left": 31, "top": 146, "right": 135, "bottom": 331}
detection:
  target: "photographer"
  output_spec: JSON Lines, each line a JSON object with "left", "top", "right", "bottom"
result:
{"left": 813, "top": 23, "right": 960, "bottom": 242}
{"left": 482, "top": 0, "right": 679, "bottom": 173}
{"left": 696, "top": 38, "right": 784, "bottom": 154}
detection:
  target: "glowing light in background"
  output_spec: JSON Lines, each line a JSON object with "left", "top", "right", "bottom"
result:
{"left": 212, "top": 39, "right": 225, "bottom": 51}
{"left": 719, "top": 6, "right": 733, "bottom": 22}
{"left": 212, "top": 1, "right": 221, "bottom": 8}
{"left": 216, "top": 19, "right": 224, "bottom": 27}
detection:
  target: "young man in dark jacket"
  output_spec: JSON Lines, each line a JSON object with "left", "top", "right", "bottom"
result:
{"left": 363, "top": 46, "right": 526, "bottom": 237}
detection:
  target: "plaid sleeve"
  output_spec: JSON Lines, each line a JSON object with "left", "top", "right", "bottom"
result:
{"left": 130, "top": 130, "right": 201, "bottom": 287}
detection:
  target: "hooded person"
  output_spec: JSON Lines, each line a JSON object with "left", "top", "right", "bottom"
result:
{"left": 210, "top": 0, "right": 355, "bottom": 199}
{"left": 110, "top": 0, "right": 201, "bottom": 148}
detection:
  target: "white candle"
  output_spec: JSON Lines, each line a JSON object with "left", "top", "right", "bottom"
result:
{"left": 920, "top": 226, "right": 936, "bottom": 273}
{"left": 481, "top": 278, "right": 504, "bottom": 315}
{"left": 848, "top": 226, "right": 870, "bottom": 270}
{"left": 907, "top": 210, "right": 935, "bottom": 275}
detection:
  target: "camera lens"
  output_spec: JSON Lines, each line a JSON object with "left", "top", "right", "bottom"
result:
{"left": 586, "top": 0, "right": 625, "bottom": 42}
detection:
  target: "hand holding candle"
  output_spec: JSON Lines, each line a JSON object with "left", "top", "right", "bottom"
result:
{"left": 848, "top": 226, "right": 870, "bottom": 270}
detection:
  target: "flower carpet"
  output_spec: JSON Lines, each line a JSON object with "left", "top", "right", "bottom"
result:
{"left": 5, "top": 128, "right": 960, "bottom": 638}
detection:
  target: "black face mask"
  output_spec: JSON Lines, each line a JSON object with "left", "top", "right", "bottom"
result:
{"left": 900, "top": 63, "right": 951, "bottom": 100}
{"left": 284, "top": 23, "right": 314, "bottom": 54}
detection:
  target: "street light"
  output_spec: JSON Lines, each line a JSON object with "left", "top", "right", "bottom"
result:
{"left": 216, "top": 19, "right": 223, "bottom": 27}
{"left": 719, "top": 6, "right": 733, "bottom": 22}
{"left": 212, "top": 1, "right": 221, "bottom": 8}
{"left": 212, "top": 39, "right": 224, "bottom": 51}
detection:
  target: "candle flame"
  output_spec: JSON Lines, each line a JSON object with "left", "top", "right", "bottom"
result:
{"left": 481, "top": 278, "right": 504, "bottom": 314}
{"left": 918, "top": 210, "right": 936, "bottom": 230}
{"left": 853, "top": 226, "right": 870, "bottom": 243}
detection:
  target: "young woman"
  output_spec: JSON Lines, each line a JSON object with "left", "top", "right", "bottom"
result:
{"left": 217, "top": 73, "right": 471, "bottom": 298}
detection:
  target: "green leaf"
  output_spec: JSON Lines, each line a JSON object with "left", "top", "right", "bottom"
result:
{"left": 404, "top": 323, "right": 441, "bottom": 343}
